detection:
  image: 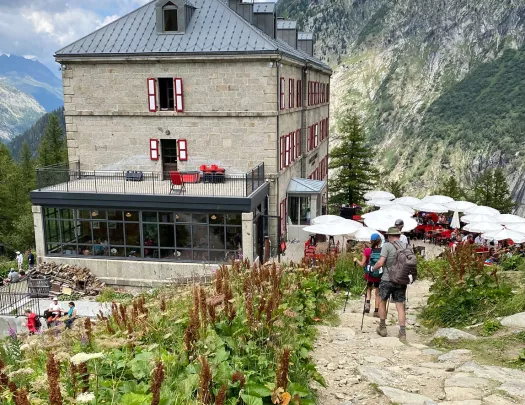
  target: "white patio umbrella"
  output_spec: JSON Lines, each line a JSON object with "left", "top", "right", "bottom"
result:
{"left": 303, "top": 220, "right": 362, "bottom": 236}
{"left": 366, "top": 199, "right": 395, "bottom": 207}
{"left": 498, "top": 214, "right": 525, "bottom": 225}
{"left": 463, "top": 222, "right": 503, "bottom": 233}
{"left": 422, "top": 195, "right": 454, "bottom": 204}
{"left": 363, "top": 210, "right": 417, "bottom": 232}
{"left": 347, "top": 227, "right": 385, "bottom": 242}
{"left": 312, "top": 215, "right": 344, "bottom": 225}
{"left": 364, "top": 191, "right": 395, "bottom": 201}
{"left": 362, "top": 209, "right": 413, "bottom": 220}
{"left": 451, "top": 211, "right": 461, "bottom": 229}
{"left": 506, "top": 223, "right": 525, "bottom": 233}
{"left": 394, "top": 196, "right": 422, "bottom": 206}
{"left": 461, "top": 214, "right": 502, "bottom": 224}
{"left": 482, "top": 229, "right": 525, "bottom": 244}
{"left": 464, "top": 205, "right": 500, "bottom": 216}
{"left": 380, "top": 204, "right": 415, "bottom": 215}
{"left": 445, "top": 201, "right": 477, "bottom": 212}
{"left": 413, "top": 202, "right": 449, "bottom": 213}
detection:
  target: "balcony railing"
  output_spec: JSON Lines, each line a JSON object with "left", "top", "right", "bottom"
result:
{"left": 35, "top": 161, "right": 266, "bottom": 198}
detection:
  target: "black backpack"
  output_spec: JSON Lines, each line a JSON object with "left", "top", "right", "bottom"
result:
{"left": 34, "top": 316, "right": 42, "bottom": 329}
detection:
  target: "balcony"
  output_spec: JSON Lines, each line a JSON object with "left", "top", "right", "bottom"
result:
{"left": 35, "top": 161, "right": 266, "bottom": 198}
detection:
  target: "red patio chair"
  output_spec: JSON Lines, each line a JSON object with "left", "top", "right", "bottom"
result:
{"left": 169, "top": 171, "right": 186, "bottom": 195}
{"left": 210, "top": 164, "right": 225, "bottom": 174}
{"left": 200, "top": 164, "right": 213, "bottom": 173}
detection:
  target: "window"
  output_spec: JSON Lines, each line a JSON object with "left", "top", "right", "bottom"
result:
{"left": 44, "top": 208, "right": 242, "bottom": 262}
{"left": 297, "top": 80, "right": 302, "bottom": 107}
{"left": 158, "top": 78, "right": 174, "bottom": 110}
{"left": 308, "top": 81, "right": 312, "bottom": 106}
{"left": 295, "top": 129, "right": 301, "bottom": 159}
{"left": 289, "top": 79, "right": 294, "bottom": 108}
{"left": 314, "top": 123, "right": 319, "bottom": 148}
{"left": 164, "top": 7, "right": 178, "bottom": 32}
{"left": 285, "top": 134, "right": 291, "bottom": 167}
{"left": 290, "top": 132, "right": 295, "bottom": 162}
{"left": 280, "top": 77, "right": 285, "bottom": 110}
{"left": 288, "top": 196, "right": 311, "bottom": 225}
{"left": 308, "top": 126, "right": 313, "bottom": 151}
{"left": 280, "top": 135, "right": 285, "bottom": 170}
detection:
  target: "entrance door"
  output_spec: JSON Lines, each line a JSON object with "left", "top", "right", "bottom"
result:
{"left": 161, "top": 139, "right": 178, "bottom": 179}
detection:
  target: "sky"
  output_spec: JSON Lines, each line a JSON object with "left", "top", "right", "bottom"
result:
{"left": 0, "top": 0, "right": 152, "bottom": 73}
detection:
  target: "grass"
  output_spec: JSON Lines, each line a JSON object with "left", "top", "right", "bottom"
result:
{"left": 430, "top": 331, "right": 525, "bottom": 369}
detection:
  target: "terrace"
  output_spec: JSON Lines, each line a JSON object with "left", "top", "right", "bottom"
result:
{"left": 34, "top": 161, "right": 266, "bottom": 198}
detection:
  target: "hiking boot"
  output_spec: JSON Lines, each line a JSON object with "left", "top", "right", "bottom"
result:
{"left": 398, "top": 332, "right": 407, "bottom": 343}
{"left": 364, "top": 302, "right": 371, "bottom": 313}
{"left": 376, "top": 325, "right": 387, "bottom": 337}
{"left": 373, "top": 311, "right": 380, "bottom": 318}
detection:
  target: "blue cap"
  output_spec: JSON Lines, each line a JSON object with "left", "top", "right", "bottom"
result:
{"left": 371, "top": 233, "right": 381, "bottom": 241}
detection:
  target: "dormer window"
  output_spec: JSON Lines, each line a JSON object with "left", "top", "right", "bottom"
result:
{"left": 163, "top": 5, "right": 178, "bottom": 32}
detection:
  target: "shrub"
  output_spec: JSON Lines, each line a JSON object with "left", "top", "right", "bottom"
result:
{"left": 333, "top": 252, "right": 366, "bottom": 295}
{"left": 421, "top": 245, "right": 518, "bottom": 327}
{"left": 480, "top": 319, "right": 501, "bottom": 337}
{"left": 500, "top": 255, "right": 525, "bottom": 271}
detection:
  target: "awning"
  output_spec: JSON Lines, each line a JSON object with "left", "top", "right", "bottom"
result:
{"left": 287, "top": 178, "right": 326, "bottom": 194}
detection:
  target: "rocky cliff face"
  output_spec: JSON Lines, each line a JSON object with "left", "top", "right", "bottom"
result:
{"left": 0, "top": 81, "right": 45, "bottom": 142}
{"left": 278, "top": 0, "right": 525, "bottom": 213}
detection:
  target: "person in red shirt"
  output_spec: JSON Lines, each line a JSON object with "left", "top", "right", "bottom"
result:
{"left": 25, "top": 308, "right": 38, "bottom": 334}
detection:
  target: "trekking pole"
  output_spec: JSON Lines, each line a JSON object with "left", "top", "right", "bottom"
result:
{"left": 360, "top": 289, "right": 368, "bottom": 331}
{"left": 385, "top": 299, "right": 390, "bottom": 317}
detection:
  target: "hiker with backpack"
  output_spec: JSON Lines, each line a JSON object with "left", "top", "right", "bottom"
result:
{"left": 371, "top": 227, "right": 417, "bottom": 342}
{"left": 354, "top": 233, "right": 383, "bottom": 317}
{"left": 25, "top": 308, "right": 41, "bottom": 334}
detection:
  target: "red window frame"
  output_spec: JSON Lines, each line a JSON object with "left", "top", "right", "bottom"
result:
{"left": 297, "top": 80, "right": 302, "bottom": 108}
{"left": 147, "top": 78, "right": 157, "bottom": 112}
{"left": 285, "top": 133, "right": 291, "bottom": 167}
{"left": 325, "top": 118, "right": 329, "bottom": 139}
{"left": 290, "top": 131, "right": 295, "bottom": 162}
{"left": 280, "top": 136, "right": 285, "bottom": 170}
{"left": 295, "top": 129, "right": 301, "bottom": 159}
{"left": 315, "top": 82, "right": 319, "bottom": 105}
{"left": 308, "top": 126, "right": 314, "bottom": 151}
{"left": 314, "top": 123, "right": 319, "bottom": 148}
{"left": 280, "top": 77, "right": 285, "bottom": 110}
{"left": 174, "top": 78, "right": 184, "bottom": 112}
{"left": 308, "top": 81, "right": 312, "bottom": 106}
{"left": 177, "top": 139, "right": 188, "bottom": 161}
{"left": 289, "top": 79, "right": 294, "bottom": 109}
{"left": 149, "top": 138, "right": 159, "bottom": 160}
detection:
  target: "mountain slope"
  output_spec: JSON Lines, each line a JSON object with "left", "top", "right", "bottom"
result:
{"left": 0, "top": 81, "right": 45, "bottom": 142}
{"left": 8, "top": 108, "right": 66, "bottom": 160}
{"left": 0, "top": 55, "right": 63, "bottom": 112}
{"left": 278, "top": 0, "right": 525, "bottom": 212}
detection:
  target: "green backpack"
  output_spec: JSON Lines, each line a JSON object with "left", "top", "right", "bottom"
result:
{"left": 364, "top": 248, "right": 383, "bottom": 278}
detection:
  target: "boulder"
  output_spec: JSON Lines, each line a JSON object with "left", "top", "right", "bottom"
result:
{"left": 378, "top": 386, "right": 437, "bottom": 405}
{"left": 500, "top": 312, "right": 525, "bottom": 328}
{"left": 499, "top": 380, "right": 525, "bottom": 399}
{"left": 444, "top": 386, "right": 482, "bottom": 401}
{"left": 438, "top": 349, "right": 472, "bottom": 364}
{"left": 433, "top": 328, "right": 478, "bottom": 341}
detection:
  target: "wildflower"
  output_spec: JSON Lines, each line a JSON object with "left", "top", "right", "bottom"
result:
{"left": 215, "top": 384, "right": 227, "bottom": 405}
{"left": 7, "top": 368, "right": 34, "bottom": 378}
{"left": 198, "top": 356, "right": 212, "bottom": 404}
{"left": 231, "top": 371, "right": 245, "bottom": 388}
{"left": 7, "top": 324, "right": 17, "bottom": 340}
{"left": 70, "top": 352, "right": 104, "bottom": 365}
{"left": 19, "top": 344, "right": 30, "bottom": 351}
{"left": 150, "top": 361, "right": 165, "bottom": 405}
{"left": 275, "top": 347, "right": 291, "bottom": 391}
{"left": 46, "top": 353, "right": 63, "bottom": 405}
{"left": 54, "top": 352, "right": 71, "bottom": 362}
{"left": 76, "top": 392, "right": 95, "bottom": 403}
{"left": 281, "top": 392, "right": 291, "bottom": 405}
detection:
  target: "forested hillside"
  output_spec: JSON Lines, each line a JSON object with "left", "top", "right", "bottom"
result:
{"left": 8, "top": 108, "right": 65, "bottom": 160}
{"left": 277, "top": 0, "right": 525, "bottom": 213}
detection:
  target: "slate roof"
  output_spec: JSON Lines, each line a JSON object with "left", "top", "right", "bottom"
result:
{"left": 277, "top": 20, "right": 297, "bottom": 30}
{"left": 298, "top": 32, "right": 313, "bottom": 41}
{"left": 287, "top": 178, "right": 327, "bottom": 194}
{"left": 253, "top": 3, "right": 275, "bottom": 14}
{"left": 55, "top": 0, "right": 330, "bottom": 71}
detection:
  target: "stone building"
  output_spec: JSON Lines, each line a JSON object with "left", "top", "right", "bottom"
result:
{"left": 30, "top": 0, "right": 331, "bottom": 286}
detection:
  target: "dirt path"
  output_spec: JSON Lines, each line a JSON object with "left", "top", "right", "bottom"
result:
{"left": 311, "top": 280, "right": 525, "bottom": 405}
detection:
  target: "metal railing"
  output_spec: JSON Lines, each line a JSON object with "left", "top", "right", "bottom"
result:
{"left": 36, "top": 162, "right": 266, "bottom": 198}
{"left": 0, "top": 278, "right": 45, "bottom": 316}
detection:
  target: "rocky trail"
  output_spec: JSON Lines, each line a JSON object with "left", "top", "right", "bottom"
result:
{"left": 311, "top": 280, "right": 525, "bottom": 405}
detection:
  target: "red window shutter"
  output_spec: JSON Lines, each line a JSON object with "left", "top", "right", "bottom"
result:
{"left": 288, "top": 79, "right": 293, "bottom": 108}
{"left": 174, "top": 78, "right": 184, "bottom": 112}
{"left": 147, "top": 78, "right": 157, "bottom": 112}
{"left": 285, "top": 134, "right": 290, "bottom": 167}
{"left": 296, "top": 129, "right": 301, "bottom": 158}
{"left": 308, "top": 81, "right": 311, "bottom": 106}
{"left": 320, "top": 120, "right": 324, "bottom": 141}
{"left": 279, "top": 136, "right": 284, "bottom": 170}
{"left": 326, "top": 118, "right": 329, "bottom": 139}
{"left": 149, "top": 138, "right": 159, "bottom": 160}
{"left": 316, "top": 82, "right": 319, "bottom": 104}
{"left": 177, "top": 139, "right": 188, "bottom": 161}
{"left": 280, "top": 77, "right": 285, "bottom": 110}
{"left": 297, "top": 80, "right": 301, "bottom": 107}
{"left": 290, "top": 132, "right": 295, "bottom": 162}
{"left": 309, "top": 126, "right": 314, "bottom": 151}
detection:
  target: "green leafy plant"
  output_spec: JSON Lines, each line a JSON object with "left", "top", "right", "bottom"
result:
{"left": 480, "top": 319, "right": 501, "bottom": 337}
{"left": 332, "top": 253, "right": 366, "bottom": 295}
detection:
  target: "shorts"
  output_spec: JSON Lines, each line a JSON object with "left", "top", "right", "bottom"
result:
{"left": 364, "top": 273, "right": 381, "bottom": 288}
{"left": 367, "top": 281, "right": 380, "bottom": 288}
{"left": 379, "top": 281, "right": 407, "bottom": 303}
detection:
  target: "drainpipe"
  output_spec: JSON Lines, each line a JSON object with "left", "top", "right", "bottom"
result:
{"left": 276, "top": 56, "right": 282, "bottom": 210}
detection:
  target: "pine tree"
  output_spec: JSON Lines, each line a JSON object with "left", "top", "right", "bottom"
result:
{"left": 19, "top": 142, "right": 36, "bottom": 193}
{"left": 472, "top": 168, "right": 515, "bottom": 213}
{"left": 38, "top": 113, "right": 67, "bottom": 166}
{"left": 438, "top": 176, "right": 466, "bottom": 200}
{"left": 329, "top": 114, "right": 378, "bottom": 206}
{"left": 384, "top": 180, "right": 405, "bottom": 198}
{"left": 492, "top": 168, "right": 515, "bottom": 213}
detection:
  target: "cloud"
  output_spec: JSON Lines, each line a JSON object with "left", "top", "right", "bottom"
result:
{"left": 0, "top": 0, "right": 152, "bottom": 73}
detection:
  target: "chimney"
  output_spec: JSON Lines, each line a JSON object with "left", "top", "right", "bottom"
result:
{"left": 276, "top": 19, "right": 298, "bottom": 49}
{"left": 298, "top": 32, "right": 314, "bottom": 56}
{"left": 228, "top": 0, "right": 253, "bottom": 24}
{"left": 252, "top": 2, "right": 277, "bottom": 38}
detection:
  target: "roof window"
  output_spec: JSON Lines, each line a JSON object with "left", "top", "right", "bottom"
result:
{"left": 163, "top": 5, "right": 178, "bottom": 32}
